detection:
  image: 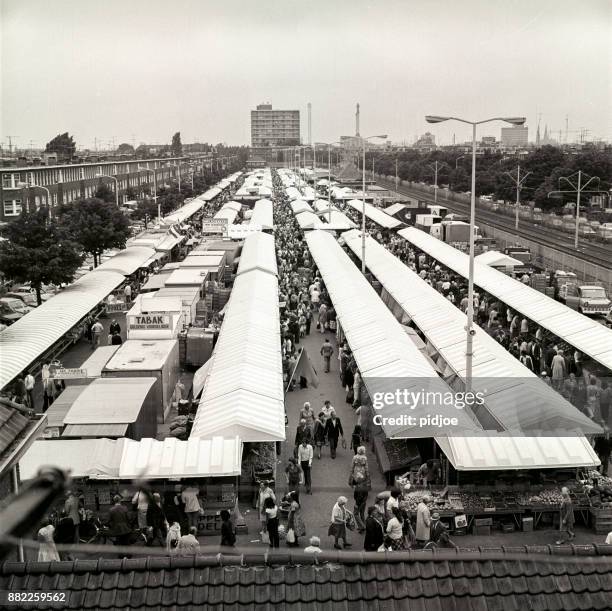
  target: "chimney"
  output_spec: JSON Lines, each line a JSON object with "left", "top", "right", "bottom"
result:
{"left": 356, "top": 103, "right": 360, "bottom": 137}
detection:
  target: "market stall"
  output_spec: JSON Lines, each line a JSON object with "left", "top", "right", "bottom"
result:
{"left": 155, "top": 286, "right": 200, "bottom": 327}
{"left": 103, "top": 339, "right": 180, "bottom": 423}
{"left": 126, "top": 294, "right": 185, "bottom": 340}
{"left": 62, "top": 377, "right": 158, "bottom": 440}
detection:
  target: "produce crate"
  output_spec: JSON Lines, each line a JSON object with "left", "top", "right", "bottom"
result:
{"left": 522, "top": 517, "right": 534, "bottom": 532}
{"left": 502, "top": 523, "right": 515, "bottom": 533}
{"left": 472, "top": 525, "right": 491, "bottom": 536}
{"left": 474, "top": 518, "right": 493, "bottom": 527}
{"left": 590, "top": 507, "right": 612, "bottom": 534}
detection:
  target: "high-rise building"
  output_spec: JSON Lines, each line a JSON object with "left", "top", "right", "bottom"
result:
{"left": 250, "top": 103, "right": 300, "bottom": 162}
{"left": 501, "top": 126, "right": 528, "bottom": 148}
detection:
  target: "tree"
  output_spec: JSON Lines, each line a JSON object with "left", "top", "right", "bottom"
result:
{"left": 0, "top": 209, "right": 84, "bottom": 305}
{"left": 58, "top": 198, "right": 131, "bottom": 267}
{"left": 135, "top": 144, "right": 151, "bottom": 158}
{"left": 45, "top": 132, "right": 76, "bottom": 160}
{"left": 94, "top": 183, "right": 115, "bottom": 203}
{"left": 171, "top": 132, "right": 182, "bottom": 157}
{"left": 131, "top": 198, "right": 158, "bottom": 229}
{"left": 116, "top": 143, "right": 135, "bottom": 155}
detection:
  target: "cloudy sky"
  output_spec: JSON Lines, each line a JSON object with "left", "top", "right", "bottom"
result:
{"left": 1, "top": 0, "right": 610, "bottom": 150}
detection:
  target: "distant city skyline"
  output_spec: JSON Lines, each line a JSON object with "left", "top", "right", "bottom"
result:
{"left": 1, "top": 0, "right": 610, "bottom": 149}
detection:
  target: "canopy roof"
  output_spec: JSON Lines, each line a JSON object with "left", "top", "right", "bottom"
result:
{"left": 78, "top": 346, "right": 120, "bottom": 378}
{"left": 119, "top": 436, "right": 242, "bottom": 479}
{"left": 290, "top": 200, "right": 315, "bottom": 215}
{"left": 0, "top": 270, "right": 124, "bottom": 390}
{"left": 92, "top": 247, "right": 156, "bottom": 275}
{"left": 155, "top": 234, "right": 184, "bottom": 252}
{"left": 198, "top": 187, "right": 222, "bottom": 202}
{"left": 305, "top": 230, "right": 481, "bottom": 439}
{"left": 437, "top": 435, "right": 600, "bottom": 471}
{"left": 104, "top": 339, "right": 178, "bottom": 372}
{"left": 19, "top": 438, "right": 126, "bottom": 480}
{"left": 285, "top": 187, "right": 301, "bottom": 201}
{"left": 214, "top": 207, "right": 239, "bottom": 224}
{"left": 342, "top": 230, "right": 601, "bottom": 437}
{"left": 384, "top": 203, "right": 407, "bottom": 216}
{"left": 475, "top": 250, "right": 523, "bottom": 267}
{"left": 398, "top": 227, "right": 612, "bottom": 372}
{"left": 164, "top": 267, "right": 208, "bottom": 286}
{"left": 164, "top": 199, "right": 203, "bottom": 224}
{"left": 249, "top": 199, "right": 274, "bottom": 230}
{"left": 191, "top": 264, "right": 284, "bottom": 442}
{"left": 236, "top": 232, "right": 278, "bottom": 277}
{"left": 346, "top": 199, "right": 403, "bottom": 229}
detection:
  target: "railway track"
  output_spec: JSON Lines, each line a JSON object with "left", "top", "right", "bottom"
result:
{"left": 377, "top": 178, "right": 612, "bottom": 270}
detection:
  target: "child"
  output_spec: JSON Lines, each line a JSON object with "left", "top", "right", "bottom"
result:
{"left": 350, "top": 425, "right": 362, "bottom": 455}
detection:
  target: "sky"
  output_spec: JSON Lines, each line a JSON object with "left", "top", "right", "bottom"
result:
{"left": 1, "top": 0, "right": 610, "bottom": 150}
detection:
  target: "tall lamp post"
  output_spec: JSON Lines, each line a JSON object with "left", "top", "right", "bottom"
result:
{"left": 504, "top": 164, "right": 532, "bottom": 230}
{"left": 96, "top": 173, "right": 119, "bottom": 207}
{"left": 425, "top": 115, "right": 525, "bottom": 391}
{"left": 316, "top": 141, "right": 343, "bottom": 223}
{"left": 361, "top": 135, "right": 387, "bottom": 273}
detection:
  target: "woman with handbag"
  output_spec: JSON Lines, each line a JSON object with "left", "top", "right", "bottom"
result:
{"left": 286, "top": 492, "right": 305, "bottom": 548}
{"left": 264, "top": 496, "right": 280, "bottom": 548}
{"left": 364, "top": 506, "right": 385, "bottom": 551}
{"left": 328, "top": 496, "right": 351, "bottom": 549}
{"left": 386, "top": 507, "right": 407, "bottom": 550}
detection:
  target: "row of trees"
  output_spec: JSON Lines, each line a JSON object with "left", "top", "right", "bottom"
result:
{"left": 352, "top": 145, "right": 611, "bottom": 210}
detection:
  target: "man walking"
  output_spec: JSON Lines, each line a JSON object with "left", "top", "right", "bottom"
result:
{"left": 415, "top": 495, "right": 432, "bottom": 548}
{"left": 324, "top": 412, "right": 344, "bottom": 459}
{"left": 320, "top": 339, "right": 334, "bottom": 373}
{"left": 297, "top": 439, "right": 313, "bottom": 494}
{"left": 24, "top": 371, "right": 35, "bottom": 411}
{"left": 90, "top": 320, "right": 104, "bottom": 349}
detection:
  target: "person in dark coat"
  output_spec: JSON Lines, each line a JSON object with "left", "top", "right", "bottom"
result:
{"left": 108, "top": 495, "right": 133, "bottom": 547}
{"left": 364, "top": 506, "right": 385, "bottom": 551}
{"left": 146, "top": 492, "right": 168, "bottom": 546}
{"left": 220, "top": 510, "right": 236, "bottom": 547}
{"left": 54, "top": 511, "right": 75, "bottom": 560}
{"left": 324, "top": 413, "right": 344, "bottom": 459}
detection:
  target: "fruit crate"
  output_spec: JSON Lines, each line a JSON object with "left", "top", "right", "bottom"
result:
{"left": 590, "top": 507, "right": 612, "bottom": 534}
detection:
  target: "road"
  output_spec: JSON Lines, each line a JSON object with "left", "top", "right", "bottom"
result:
{"left": 376, "top": 177, "right": 612, "bottom": 270}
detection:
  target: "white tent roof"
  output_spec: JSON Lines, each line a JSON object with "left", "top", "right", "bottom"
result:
{"left": 249, "top": 199, "right": 274, "bottom": 230}
{"left": 119, "top": 436, "right": 242, "bottom": 479}
{"left": 164, "top": 267, "right": 208, "bottom": 286}
{"left": 19, "top": 438, "right": 125, "bottom": 480}
{"left": 93, "top": 246, "right": 156, "bottom": 275}
{"left": 475, "top": 250, "right": 523, "bottom": 267}
{"left": 296, "top": 210, "right": 327, "bottom": 230}
{"left": 78, "top": 346, "right": 120, "bottom": 378}
{"left": 437, "top": 435, "right": 600, "bottom": 471}
{"left": 305, "top": 231, "right": 481, "bottom": 439}
{"left": 198, "top": 187, "right": 222, "bottom": 202}
{"left": 399, "top": 227, "right": 612, "bottom": 372}
{"left": 214, "top": 207, "right": 239, "bottom": 224}
{"left": 346, "top": 199, "right": 403, "bottom": 229}
{"left": 236, "top": 232, "right": 278, "bottom": 277}
{"left": 385, "top": 203, "right": 407, "bottom": 216}
{"left": 0, "top": 270, "right": 124, "bottom": 390}
{"left": 290, "top": 200, "right": 314, "bottom": 215}
{"left": 342, "top": 230, "right": 601, "bottom": 436}
{"left": 164, "top": 199, "right": 203, "bottom": 224}
{"left": 191, "top": 267, "right": 284, "bottom": 442}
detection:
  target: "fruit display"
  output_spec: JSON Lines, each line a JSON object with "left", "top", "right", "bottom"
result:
{"left": 516, "top": 489, "right": 563, "bottom": 507}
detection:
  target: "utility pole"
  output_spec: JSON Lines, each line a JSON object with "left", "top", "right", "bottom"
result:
{"left": 547, "top": 170, "right": 603, "bottom": 249}
{"left": 395, "top": 158, "right": 399, "bottom": 191}
{"left": 427, "top": 160, "right": 448, "bottom": 204}
{"left": 504, "top": 164, "right": 532, "bottom": 230}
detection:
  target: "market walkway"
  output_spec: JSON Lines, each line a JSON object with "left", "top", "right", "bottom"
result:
{"left": 278, "top": 325, "right": 387, "bottom": 550}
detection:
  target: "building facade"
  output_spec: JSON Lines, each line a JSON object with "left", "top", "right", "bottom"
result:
{"left": 250, "top": 104, "right": 300, "bottom": 162}
{"left": 0, "top": 156, "right": 209, "bottom": 223}
{"left": 501, "top": 126, "right": 529, "bottom": 148}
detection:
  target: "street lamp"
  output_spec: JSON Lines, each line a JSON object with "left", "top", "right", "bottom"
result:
{"left": 316, "top": 141, "right": 343, "bottom": 223}
{"left": 138, "top": 166, "right": 158, "bottom": 223}
{"left": 425, "top": 115, "right": 525, "bottom": 391}
{"left": 95, "top": 173, "right": 119, "bottom": 208}
{"left": 361, "top": 134, "right": 387, "bottom": 273}
{"left": 504, "top": 165, "right": 532, "bottom": 230}
{"left": 427, "top": 160, "right": 449, "bottom": 204}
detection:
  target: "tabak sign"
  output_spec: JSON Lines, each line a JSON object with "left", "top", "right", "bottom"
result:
{"left": 128, "top": 313, "right": 172, "bottom": 330}
{"left": 202, "top": 218, "right": 229, "bottom": 234}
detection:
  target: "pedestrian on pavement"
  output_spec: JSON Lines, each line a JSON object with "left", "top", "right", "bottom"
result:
{"left": 111, "top": 332, "right": 123, "bottom": 345}
{"left": 318, "top": 303, "right": 328, "bottom": 333}
{"left": 294, "top": 418, "right": 312, "bottom": 455}
{"left": 329, "top": 496, "right": 351, "bottom": 549}
{"left": 297, "top": 439, "right": 313, "bottom": 494}
{"left": 386, "top": 507, "right": 407, "bottom": 550}
{"left": 90, "top": 320, "right": 104, "bottom": 349}
{"left": 177, "top": 527, "right": 200, "bottom": 555}
{"left": 320, "top": 338, "right": 334, "bottom": 372}
{"left": 415, "top": 495, "right": 432, "bottom": 548}
{"left": 350, "top": 454, "right": 370, "bottom": 533}
{"left": 132, "top": 488, "right": 150, "bottom": 530}
{"left": 313, "top": 413, "right": 326, "bottom": 459}
{"left": 37, "top": 519, "right": 60, "bottom": 562}
{"left": 257, "top": 481, "right": 276, "bottom": 533}
{"left": 364, "top": 506, "right": 385, "bottom": 551}
{"left": 285, "top": 457, "right": 302, "bottom": 501}
{"left": 286, "top": 492, "right": 306, "bottom": 548}
{"left": 181, "top": 485, "right": 202, "bottom": 530}
{"left": 350, "top": 424, "right": 362, "bottom": 454}
{"left": 299, "top": 401, "right": 316, "bottom": 435}
{"left": 304, "top": 536, "right": 322, "bottom": 554}
{"left": 428, "top": 512, "right": 456, "bottom": 549}
{"left": 109, "top": 319, "right": 121, "bottom": 336}
{"left": 124, "top": 284, "right": 132, "bottom": 304}
{"left": 24, "top": 371, "right": 35, "bottom": 410}
{"left": 220, "top": 510, "right": 236, "bottom": 548}
{"left": 551, "top": 349, "right": 567, "bottom": 390}
{"left": 64, "top": 490, "right": 81, "bottom": 543}
{"left": 146, "top": 492, "right": 168, "bottom": 547}
{"left": 166, "top": 522, "right": 181, "bottom": 553}
{"left": 556, "top": 487, "right": 575, "bottom": 545}
{"left": 108, "top": 495, "right": 133, "bottom": 548}
{"left": 264, "top": 496, "right": 280, "bottom": 548}
{"left": 324, "top": 412, "right": 344, "bottom": 459}
{"left": 54, "top": 511, "right": 76, "bottom": 560}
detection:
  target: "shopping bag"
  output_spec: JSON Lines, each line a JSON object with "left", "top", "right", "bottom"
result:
{"left": 261, "top": 531, "right": 270, "bottom": 544}
{"left": 286, "top": 528, "right": 296, "bottom": 544}
{"left": 341, "top": 438, "right": 347, "bottom": 450}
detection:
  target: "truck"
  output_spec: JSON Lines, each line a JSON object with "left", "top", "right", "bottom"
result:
{"left": 504, "top": 246, "right": 531, "bottom": 265}
{"left": 556, "top": 277, "right": 611, "bottom": 316}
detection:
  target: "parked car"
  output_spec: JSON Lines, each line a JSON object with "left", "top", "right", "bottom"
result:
{"left": 8, "top": 285, "right": 53, "bottom": 305}
{"left": 0, "top": 298, "right": 29, "bottom": 325}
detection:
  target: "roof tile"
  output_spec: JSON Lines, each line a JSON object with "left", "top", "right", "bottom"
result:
{"left": 97, "top": 587, "right": 116, "bottom": 609}
{"left": 82, "top": 588, "right": 101, "bottom": 609}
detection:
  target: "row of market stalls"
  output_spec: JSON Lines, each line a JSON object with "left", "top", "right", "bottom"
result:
{"left": 304, "top": 229, "right": 604, "bottom": 532}
{"left": 398, "top": 227, "right": 612, "bottom": 375}
{"left": 345, "top": 198, "right": 403, "bottom": 230}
